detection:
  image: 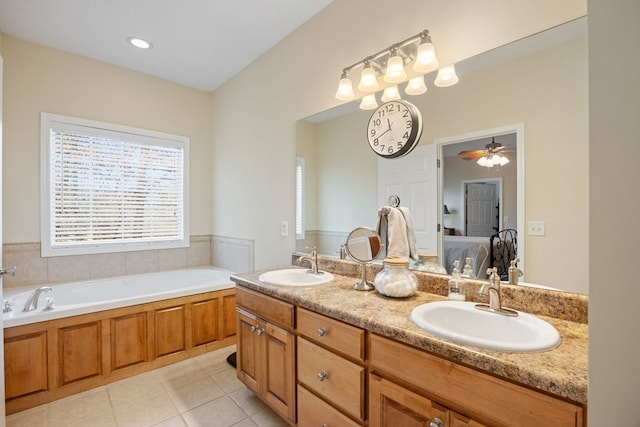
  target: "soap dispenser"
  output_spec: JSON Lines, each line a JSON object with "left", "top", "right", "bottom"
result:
{"left": 448, "top": 260, "right": 465, "bottom": 301}
{"left": 462, "top": 257, "right": 474, "bottom": 278}
{"left": 508, "top": 258, "right": 523, "bottom": 285}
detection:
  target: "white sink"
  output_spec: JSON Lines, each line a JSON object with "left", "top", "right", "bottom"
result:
{"left": 258, "top": 269, "right": 334, "bottom": 287}
{"left": 410, "top": 301, "right": 561, "bottom": 352}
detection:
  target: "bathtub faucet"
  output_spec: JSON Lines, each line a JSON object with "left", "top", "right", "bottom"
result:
{"left": 23, "top": 286, "right": 53, "bottom": 312}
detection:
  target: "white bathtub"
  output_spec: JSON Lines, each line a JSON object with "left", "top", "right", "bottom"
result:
{"left": 2, "top": 267, "right": 235, "bottom": 328}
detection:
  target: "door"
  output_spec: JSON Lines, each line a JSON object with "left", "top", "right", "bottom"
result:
{"left": 465, "top": 182, "right": 497, "bottom": 237}
{"left": 377, "top": 144, "right": 438, "bottom": 253}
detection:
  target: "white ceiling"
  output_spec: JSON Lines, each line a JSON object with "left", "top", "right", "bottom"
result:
{"left": 0, "top": 0, "right": 333, "bottom": 92}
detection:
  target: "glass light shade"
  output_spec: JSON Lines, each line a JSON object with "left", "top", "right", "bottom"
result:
{"left": 358, "top": 66, "right": 379, "bottom": 92}
{"left": 498, "top": 155, "right": 510, "bottom": 166}
{"left": 381, "top": 85, "right": 401, "bottom": 102}
{"left": 477, "top": 156, "right": 489, "bottom": 167}
{"left": 405, "top": 76, "right": 427, "bottom": 95}
{"left": 335, "top": 77, "right": 355, "bottom": 101}
{"left": 384, "top": 55, "right": 407, "bottom": 83}
{"left": 359, "top": 94, "right": 379, "bottom": 110}
{"left": 434, "top": 64, "right": 459, "bottom": 87}
{"left": 413, "top": 42, "right": 439, "bottom": 73}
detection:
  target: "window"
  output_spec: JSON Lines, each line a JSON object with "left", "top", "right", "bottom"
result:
{"left": 40, "top": 113, "right": 189, "bottom": 256}
{"left": 296, "top": 157, "right": 305, "bottom": 240}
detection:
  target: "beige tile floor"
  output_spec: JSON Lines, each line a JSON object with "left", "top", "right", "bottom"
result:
{"left": 6, "top": 345, "right": 289, "bottom": 427}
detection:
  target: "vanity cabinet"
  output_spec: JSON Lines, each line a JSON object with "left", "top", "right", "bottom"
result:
{"left": 236, "top": 287, "right": 296, "bottom": 424}
{"left": 296, "top": 307, "right": 366, "bottom": 426}
{"left": 368, "top": 334, "right": 584, "bottom": 427}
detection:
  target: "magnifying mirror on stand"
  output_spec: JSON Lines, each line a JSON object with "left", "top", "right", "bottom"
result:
{"left": 345, "top": 227, "right": 383, "bottom": 291}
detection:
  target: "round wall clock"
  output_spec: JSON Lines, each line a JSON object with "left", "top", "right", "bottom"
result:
{"left": 366, "top": 99, "right": 423, "bottom": 158}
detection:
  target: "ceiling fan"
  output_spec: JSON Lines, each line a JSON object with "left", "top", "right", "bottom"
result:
{"left": 457, "top": 137, "right": 513, "bottom": 167}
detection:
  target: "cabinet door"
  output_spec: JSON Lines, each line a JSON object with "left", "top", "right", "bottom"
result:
{"left": 263, "top": 320, "right": 296, "bottom": 424}
{"left": 236, "top": 309, "right": 261, "bottom": 394}
{"left": 369, "top": 373, "right": 449, "bottom": 427}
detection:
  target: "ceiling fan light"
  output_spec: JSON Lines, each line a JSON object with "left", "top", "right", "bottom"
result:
{"left": 358, "top": 65, "right": 379, "bottom": 92}
{"left": 359, "top": 94, "right": 379, "bottom": 110}
{"left": 381, "top": 85, "right": 401, "bottom": 102}
{"left": 434, "top": 64, "right": 459, "bottom": 87}
{"left": 384, "top": 54, "right": 407, "bottom": 83}
{"left": 477, "top": 156, "right": 489, "bottom": 167}
{"left": 405, "top": 76, "right": 427, "bottom": 95}
{"left": 499, "top": 156, "right": 510, "bottom": 166}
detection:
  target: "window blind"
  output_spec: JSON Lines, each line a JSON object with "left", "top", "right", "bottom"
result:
{"left": 41, "top": 113, "right": 189, "bottom": 256}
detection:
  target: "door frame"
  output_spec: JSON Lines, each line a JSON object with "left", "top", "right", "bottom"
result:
{"left": 435, "top": 122, "right": 525, "bottom": 280}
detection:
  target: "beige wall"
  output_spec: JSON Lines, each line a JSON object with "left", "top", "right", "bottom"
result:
{"left": 1, "top": 35, "right": 214, "bottom": 243}
{"left": 210, "top": 0, "right": 586, "bottom": 270}
{"left": 588, "top": 0, "right": 640, "bottom": 423}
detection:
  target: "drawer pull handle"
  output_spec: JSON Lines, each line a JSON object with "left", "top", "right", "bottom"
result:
{"left": 317, "top": 370, "right": 329, "bottom": 381}
{"left": 317, "top": 327, "right": 329, "bottom": 337}
{"left": 251, "top": 324, "right": 260, "bottom": 333}
{"left": 430, "top": 418, "right": 444, "bottom": 427}
{"left": 322, "top": 424, "right": 328, "bottom": 427}
{"left": 256, "top": 328, "right": 266, "bottom": 336}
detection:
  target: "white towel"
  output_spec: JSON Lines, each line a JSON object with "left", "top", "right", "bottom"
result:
{"left": 398, "top": 207, "right": 419, "bottom": 262}
{"left": 376, "top": 206, "right": 409, "bottom": 259}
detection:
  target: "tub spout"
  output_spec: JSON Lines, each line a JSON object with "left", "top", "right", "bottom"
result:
{"left": 23, "top": 286, "right": 52, "bottom": 312}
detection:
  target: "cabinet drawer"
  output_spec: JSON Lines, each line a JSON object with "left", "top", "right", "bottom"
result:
{"left": 369, "top": 334, "right": 584, "bottom": 427}
{"left": 298, "top": 385, "right": 362, "bottom": 427}
{"left": 236, "top": 286, "right": 294, "bottom": 330}
{"left": 298, "top": 336, "right": 365, "bottom": 422}
{"left": 297, "top": 307, "right": 365, "bottom": 361}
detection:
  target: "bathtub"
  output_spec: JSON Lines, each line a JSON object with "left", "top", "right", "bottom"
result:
{"left": 3, "top": 266, "right": 238, "bottom": 414}
{"left": 3, "top": 266, "right": 235, "bottom": 328}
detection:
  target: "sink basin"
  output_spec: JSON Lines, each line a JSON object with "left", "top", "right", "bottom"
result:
{"left": 258, "top": 269, "right": 334, "bottom": 286}
{"left": 410, "top": 301, "right": 561, "bottom": 352}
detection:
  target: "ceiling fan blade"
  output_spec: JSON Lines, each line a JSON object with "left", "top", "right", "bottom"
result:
{"left": 462, "top": 153, "right": 486, "bottom": 160}
{"left": 493, "top": 145, "right": 513, "bottom": 152}
{"left": 458, "top": 149, "right": 484, "bottom": 155}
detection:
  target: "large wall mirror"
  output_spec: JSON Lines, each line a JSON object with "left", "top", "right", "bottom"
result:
{"left": 296, "top": 17, "right": 588, "bottom": 295}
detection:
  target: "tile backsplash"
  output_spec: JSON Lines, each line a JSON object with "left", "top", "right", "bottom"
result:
{"left": 2, "top": 235, "right": 254, "bottom": 289}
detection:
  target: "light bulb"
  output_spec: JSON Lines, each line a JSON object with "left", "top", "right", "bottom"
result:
{"left": 335, "top": 76, "right": 355, "bottom": 101}
{"left": 384, "top": 55, "right": 407, "bottom": 83}
{"left": 359, "top": 94, "right": 378, "bottom": 110}
{"left": 381, "top": 86, "right": 401, "bottom": 102}
{"left": 405, "top": 76, "right": 427, "bottom": 96}
{"left": 498, "top": 156, "right": 510, "bottom": 166}
{"left": 358, "top": 65, "right": 379, "bottom": 92}
{"left": 477, "top": 156, "right": 489, "bottom": 167}
{"left": 434, "top": 64, "right": 459, "bottom": 87}
{"left": 413, "top": 41, "right": 439, "bottom": 73}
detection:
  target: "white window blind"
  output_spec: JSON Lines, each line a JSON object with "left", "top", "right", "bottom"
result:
{"left": 41, "top": 113, "right": 189, "bottom": 256}
{"left": 296, "top": 157, "right": 305, "bottom": 239}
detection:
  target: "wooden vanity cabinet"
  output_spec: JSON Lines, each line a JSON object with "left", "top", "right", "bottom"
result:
{"left": 368, "top": 334, "right": 584, "bottom": 427}
{"left": 236, "top": 287, "right": 296, "bottom": 424}
{"left": 296, "top": 307, "right": 366, "bottom": 426}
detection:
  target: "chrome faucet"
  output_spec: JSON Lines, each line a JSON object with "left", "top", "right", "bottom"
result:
{"left": 23, "top": 286, "right": 53, "bottom": 312}
{"left": 300, "top": 247, "right": 320, "bottom": 274}
{"left": 476, "top": 267, "right": 517, "bottom": 317}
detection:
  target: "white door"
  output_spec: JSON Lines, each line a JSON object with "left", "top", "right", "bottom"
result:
{"left": 465, "top": 182, "right": 497, "bottom": 237}
{"left": 377, "top": 144, "right": 438, "bottom": 253}
{"left": 0, "top": 54, "right": 6, "bottom": 425}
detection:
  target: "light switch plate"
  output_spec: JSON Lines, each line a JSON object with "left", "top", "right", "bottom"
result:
{"left": 527, "top": 221, "right": 545, "bottom": 236}
{"left": 281, "top": 221, "right": 289, "bottom": 237}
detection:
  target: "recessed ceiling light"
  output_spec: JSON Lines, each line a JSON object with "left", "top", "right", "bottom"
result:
{"left": 127, "top": 37, "right": 153, "bottom": 50}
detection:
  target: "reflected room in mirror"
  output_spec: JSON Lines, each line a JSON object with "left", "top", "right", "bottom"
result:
{"left": 295, "top": 17, "right": 588, "bottom": 294}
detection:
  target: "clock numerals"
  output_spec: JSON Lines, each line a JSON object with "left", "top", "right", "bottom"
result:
{"left": 367, "top": 100, "right": 422, "bottom": 158}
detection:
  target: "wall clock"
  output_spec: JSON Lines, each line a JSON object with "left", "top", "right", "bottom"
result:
{"left": 366, "top": 99, "right": 423, "bottom": 158}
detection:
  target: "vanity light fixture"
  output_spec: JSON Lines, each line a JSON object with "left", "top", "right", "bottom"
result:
{"left": 381, "top": 85, "right": 401, "bottom": 102}
{"left": 127, "top": 36, "right": 153, "bottom": 50}
{"left": 334, "top": 29, "right": 458, "bottom": 110}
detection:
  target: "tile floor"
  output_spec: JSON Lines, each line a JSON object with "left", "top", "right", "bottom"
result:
{"left": 6, "top": 345, "right": 289, "bottom": 427}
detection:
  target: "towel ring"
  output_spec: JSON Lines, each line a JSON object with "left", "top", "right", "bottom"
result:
{"left": 388, "top": 195, "right": 400, "bottom": 208}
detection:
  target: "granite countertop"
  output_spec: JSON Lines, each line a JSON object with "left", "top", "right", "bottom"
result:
{"left": 231, "top": 268, "right": 588, "bottom": 405}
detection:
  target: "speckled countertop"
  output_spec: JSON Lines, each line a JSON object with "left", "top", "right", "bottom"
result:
{"left": 231, "top": 265, "right": 588, "bottom": 405}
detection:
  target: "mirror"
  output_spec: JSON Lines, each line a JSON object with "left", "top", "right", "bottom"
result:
{"left": 296, "top": 17, "right": 588, "bottom": 294}
{"left": 345, "top": 227, "right": 382, "bottom": 291}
